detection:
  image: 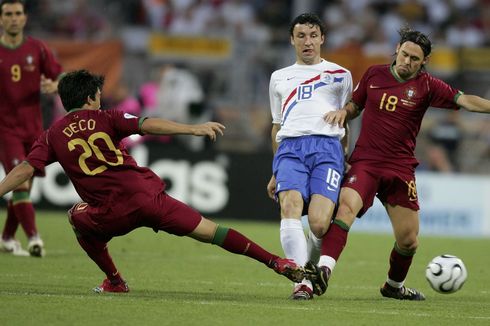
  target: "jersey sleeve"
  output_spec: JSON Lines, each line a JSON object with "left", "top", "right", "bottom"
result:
{"left": 26, "top": 131, "right": 56, "bottom": 173}
{"left": 428, "top": 75, "right": 461, "bottom": 110}
{"left": 39, "top": 40, "right": 63, "bottom": 80}
{"left": 269, "top": 73, "right": 282, "bottom": 124}
{"left": 351, "top": 66, "right": 372, "bottom": 110}
{"left": 340, "top": 70, "right": 353, "bottom": 108}
{"left": 108, "top": 110, "right": 144, "bottom": 138}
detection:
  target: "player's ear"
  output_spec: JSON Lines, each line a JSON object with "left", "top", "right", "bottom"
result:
{"left": 290, "top": 35, "right": 295, "bottom": 46}
{"left": 422, "top": 54, "right": 430, "bottom": 66}
{"left": 395, "top": 43, "right": 401, "bottom": 54}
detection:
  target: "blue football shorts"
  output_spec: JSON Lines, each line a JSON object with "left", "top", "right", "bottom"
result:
{"left": 273, "top": 135, "right": 344, "bottom": 203}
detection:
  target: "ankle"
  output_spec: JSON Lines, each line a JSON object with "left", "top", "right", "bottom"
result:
{"left": 109, "top": 272, "right": 124, "bottom": 284}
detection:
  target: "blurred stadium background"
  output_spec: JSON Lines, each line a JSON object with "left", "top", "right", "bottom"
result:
{"left": 3, "top": 0, "right": 490, "bottom": 236}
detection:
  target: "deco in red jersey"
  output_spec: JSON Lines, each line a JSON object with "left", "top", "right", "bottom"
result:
{"left": 27, "top": 109, "right": 164, "bottom": 215}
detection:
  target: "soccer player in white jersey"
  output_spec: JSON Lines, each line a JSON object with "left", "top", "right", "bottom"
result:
{"left": 267, "top": 13, "right": 352, "bottom": 300}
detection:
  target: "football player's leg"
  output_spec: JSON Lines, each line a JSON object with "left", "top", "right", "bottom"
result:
{"left": 0, "top": 200, "right": 30, "bottom": 256}
{"left": 386, "top": 204, "right": 419, "bottom": 285}
{"left": 273, "top": 154, "right": 313, "bottom": 297}
{"left": 189, "top": 217, "right": 304, "bottom": 283}
{"left": 151, "top": 193, "right": 304, "bottom": 283}
{"left": 11, "top": 182, "right": 44, "bottom": 257}
{"left": 380, "top": 204, "right": 424, "bottom": 300}
{"left": 68, "top": 203, "right": 126, "bottom": 290}
{"left": 2, "top": 200, "right": 19, "bottom": 240}
{"left": 304, "top": 187, "right": 363, "bottom": 295}
{"left": 305, "top": 195, "right": 335, "bottom": 265}
{"left": 306, "top": 138, "right": 345, "bottom": 265}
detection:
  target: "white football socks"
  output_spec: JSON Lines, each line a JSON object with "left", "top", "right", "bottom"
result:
{"left": 280, "top": 218, "right": 311, "bottom": 287}
{"left": 318, "top": 255, "right": 337, "bottom": 273}
{"left": 306, "top": 230, "right": 322, "bottom": 264}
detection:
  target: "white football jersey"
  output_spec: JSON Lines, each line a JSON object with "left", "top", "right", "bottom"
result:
{"left": 269, "top": 59, "right": 352, "bottom": 142}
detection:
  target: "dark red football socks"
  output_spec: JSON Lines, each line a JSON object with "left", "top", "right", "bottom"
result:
{"left": 321, "top": 221, "right": 348, "bottom": 260}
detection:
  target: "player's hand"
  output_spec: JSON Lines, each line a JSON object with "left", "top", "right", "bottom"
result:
{"left": 324, "top": 109, "right": 347, "bottom": 127}
{"left": 267, "top": 175, "right": 276, "bottom": 200}
{"left": 41, "top": 75, "right": 59, "bottom": 94}
{"left": 192, "top": 122, "right": 225, "bottom": 141}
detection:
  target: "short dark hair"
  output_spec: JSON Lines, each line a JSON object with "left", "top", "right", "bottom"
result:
{"left": 0, "top": 0, "right": 25, "bottom": 15}
{"left": 58, "top": 70, "right": 105, "bottom": 112}
{"left": 289, "top": 13, "right": 325, "bottom": 37}
{"left": 398, "top": 26, "right": 432, "bottom": 57}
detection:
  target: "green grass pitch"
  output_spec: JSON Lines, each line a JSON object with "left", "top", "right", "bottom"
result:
{"left": 1, "top": 211, "right": 489, "bottom": 325}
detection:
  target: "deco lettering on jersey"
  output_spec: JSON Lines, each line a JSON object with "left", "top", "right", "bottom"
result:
{"left": 62, "top": 119, "right": 96, "bottom": 137}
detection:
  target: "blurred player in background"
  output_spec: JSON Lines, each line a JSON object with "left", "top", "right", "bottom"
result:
{"left": 0, "top": 0, "right": 63, "bottom": 257}
{"left": 0, "top": 70, "right": 304, "bottom": 293}
{"left": 306, "top": 27, "right": 490, "bottom": 300}
{"left": 267, "top": 13, "right": 352, "bottom": 300}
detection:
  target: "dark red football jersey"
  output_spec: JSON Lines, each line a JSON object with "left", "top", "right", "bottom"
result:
{"left": 27, "top": 109, "right": 164, "bottom": 212}
{"left": 0, "top": 36, "right": 63, "bottom": 138}
{"left": 350, "top": 64, "right": 461, "bottom": 166}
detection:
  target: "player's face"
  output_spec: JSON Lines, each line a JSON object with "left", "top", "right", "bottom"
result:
{"left": 394, "top": 41, "right": 428, "bottom": 80}
{"left": 0, "top": 3, "right": 27, "bottom": 37}
{"left": 290, "top": 23, "right": 324, "bottom": 65}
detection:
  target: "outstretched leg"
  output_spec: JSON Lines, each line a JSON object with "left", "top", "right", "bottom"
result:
{"left": 188, "top": 217, "right": 304, "bottom": 283}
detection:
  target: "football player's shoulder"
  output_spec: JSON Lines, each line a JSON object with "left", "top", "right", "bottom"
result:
{"left": 271, "top": 63, "right": 296, "bottom": 80}
{"left": 25, "top": 36, "right": 48, "bottom": 50}
{"left": 322, "top": 60, "right": 350, "bottom": 74}
{"left": 97, "top": 108, "right": 121, "bottom": 120}
{"left": 369, "top": 64, "right": 389, "bottom": 74}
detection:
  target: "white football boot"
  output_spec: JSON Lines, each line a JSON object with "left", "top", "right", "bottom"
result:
{"left": 0, "top": 238, "right": 30, "bottom": 256}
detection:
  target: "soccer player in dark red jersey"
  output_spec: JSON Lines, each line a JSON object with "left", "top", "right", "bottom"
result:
{"left": 0, "top": 0, "right": 63, "bottom": 257}
{"left": 0, "top": 69, "right": 304, "bottom": 294}
{"left": 304, "top": 27, "right": 490, "bottom": 300}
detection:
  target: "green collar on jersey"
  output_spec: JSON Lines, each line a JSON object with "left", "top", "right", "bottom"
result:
{"left": 390, "top": 63, "right": 406, "bottom": 83}
{"left": 390, "top": 61, "right": 425, "bottom": 83}
{"left": 67, "top": 108, "right": 87, "bottom": 113}
{"left": 0, "top": 35, "right": 26, "bottom": 50}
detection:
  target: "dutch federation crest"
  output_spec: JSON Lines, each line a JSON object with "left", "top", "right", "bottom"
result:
{"left": 404, "top": 86, "right": 417, "bottom": 99}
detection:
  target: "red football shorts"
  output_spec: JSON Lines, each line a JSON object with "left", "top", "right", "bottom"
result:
{"left": 342, "top": 159, "right": 420, "bottom": 217}
{"left": 68, "top": 192, "right": 202, "bottom": 239}
{"left": 0, "top": 132, "right": 44, "bottom": 176}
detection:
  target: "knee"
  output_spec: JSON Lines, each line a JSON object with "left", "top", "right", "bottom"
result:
{"left": 307, "top": 210, "right": 331, "bottom": 237}
{"left": 280, "top": 196, "right": 303, "bottom": 217}
{"left": 335, "top": 203, "right": 357, "bottom": 227}
{"left": 308, "top": 219, "right": 329, "bottom": 238}
{"left": 397, "top": 235, "right": 419, "bottom": 253}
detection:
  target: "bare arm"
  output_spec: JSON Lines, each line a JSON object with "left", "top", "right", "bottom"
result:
{"left": 141, "top": 118, "right": 225, "bottom": 141}
{"left": 457, "top": 94, "right": 490, "bottom": 113}
{"left": 341, "top": 123, "right": 350, "bottom": 158}
{"left": 324, "top": 101, "right": 362, "bottom": 127}
{"left": 0, "top": 162, "right": 35, "bottom": 197}
{"left": 267, "top": 124, "right": 281, "bottom": 199}
{"left": 270, "top": 123, "right": 281, "bottom": 154}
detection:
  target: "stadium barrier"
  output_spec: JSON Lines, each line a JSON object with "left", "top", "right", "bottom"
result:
{"left": 1, "top": 141, "right": 489, "bottom": 237}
